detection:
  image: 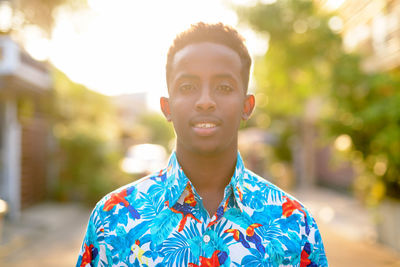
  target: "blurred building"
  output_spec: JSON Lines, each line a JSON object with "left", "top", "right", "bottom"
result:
{"left": 112, "top": 92, "right": 148, "bottom": 130}
{"left": 0, "top": 35, "right": 53, "bottom": 220}
{"left": 112, "top": 93, "right": 149, "bottom": 149}
{"left": 322, "top": 0, "right": 400, "bottom": 72}
{"left": 310, "top": 0, "right": 400, "bottom": 190}
{"left": 317, "top": 1, "right": 400, "bottom": 251}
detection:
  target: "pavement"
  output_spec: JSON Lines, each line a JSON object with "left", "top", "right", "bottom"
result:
{"left": 293, "top": 187, "right": 400, "bottom": 267}
{"left": 0, "top": 202, "right": 90, "bottom": 267}
{"left": 0, "top": 187, "right": 399, "bottom": 267}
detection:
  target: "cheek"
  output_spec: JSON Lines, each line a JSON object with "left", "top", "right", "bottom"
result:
{"left": 223, "top": 98, "right": 245, "bottom": 115}
{"left": 170, "top": 98, "right": 192, "bottom": 112}
{"left": 169, "top": 101, "right": 190, "bottom": 125}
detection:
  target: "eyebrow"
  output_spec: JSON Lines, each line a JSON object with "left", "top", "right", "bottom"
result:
{"left": 176, "top": 73, "right": 236, "bottom": 81}
{"left": 175, "top": 74, "right": 199, "bottom": 81}
{"left": 213, "top": 74, "right": 235, "bottom": 80}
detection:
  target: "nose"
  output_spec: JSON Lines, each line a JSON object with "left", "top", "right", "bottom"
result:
{"left": 195, "top": 87, "right": 216, "bottom": 111}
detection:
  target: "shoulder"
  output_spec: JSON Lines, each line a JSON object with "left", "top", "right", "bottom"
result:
{"left": 241, "top": 168, "right": 314, "bottom": 217}
{"left": 241, "top": 169, "right": 323, "bottom": 241}
{"left": 242, "top": 169, "right": 293, "bottom": 203}
{"left": 91, "top": 171, "right": 164, "bottom": 220}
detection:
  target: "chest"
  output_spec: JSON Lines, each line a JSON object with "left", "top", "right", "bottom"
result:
{"left": 103, "top": 208, "right": 306, "bottom": 267}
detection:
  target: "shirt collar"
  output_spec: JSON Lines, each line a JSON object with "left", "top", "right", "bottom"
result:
{"left": 228, "top": 151, "right": 246, "bottom": 212}
{"left": 163, "top": 151, "right": 247, "bottom": 212}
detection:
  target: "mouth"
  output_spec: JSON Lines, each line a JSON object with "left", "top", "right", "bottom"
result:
{"left": 190, "top": 118, "right": 220, "bottom": 136}
{"left": 193, "top": 122, "right": 217, "bottom": 129}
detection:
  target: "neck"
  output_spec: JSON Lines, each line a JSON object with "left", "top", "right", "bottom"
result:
{"left": 175, "top": 145, "right": 238, "bottom": 194}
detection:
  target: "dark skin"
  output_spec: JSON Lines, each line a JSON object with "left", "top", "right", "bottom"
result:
{"left": 161, "top": 42, "right": 255, "bottom": 216}
{"left": 176, "top": 147, "right": 237, "bottom": 215}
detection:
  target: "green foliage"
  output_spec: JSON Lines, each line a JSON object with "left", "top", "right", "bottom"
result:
{"left": 328, "top": 56, "right": 400, "bottom": 202}
{"left": 51, "top": 69, "right": 129, "bottom": 205}
{"left": 137, "top": 112, "right": 175, "bottom": 150}
{"left": 237, "top": 0, "right": 340, "bottom": 170}
{"left": 238, "top": 0, "right": 340, "bottom": 117}
{"left": 16, "top": 0, "right": 87, "bottom": 35}
{"left": 237, "top": 0, "right": 400, "bottom": 201}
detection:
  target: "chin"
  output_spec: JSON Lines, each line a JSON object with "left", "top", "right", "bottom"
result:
{"left": 188, "top": 142, "right": 236, "bottom": 156}
{"left": 177, "top": 134, "right": 238, "bottom": 156}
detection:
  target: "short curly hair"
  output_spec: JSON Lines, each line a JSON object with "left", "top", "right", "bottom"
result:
{"left": 166, "top": 22, "right": 252, "bottom": 93}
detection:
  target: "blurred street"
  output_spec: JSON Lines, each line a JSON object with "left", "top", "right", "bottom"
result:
{"left": 0, "top": 203, "right": 89, "bottom": 267}
{"left": 294, "top": 187, "right": 400, "bottom": 267}
{"left": 0, "top": 187, "right": 399, "bottom": 267}
{"left": 0, "top": 1, "right": 399, "bottom": 266}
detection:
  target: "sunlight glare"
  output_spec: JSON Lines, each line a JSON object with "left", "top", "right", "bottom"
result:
{"left": 21, "top": 25, "right": 51, "bottom": 61}
{"left": 334, "top": 134, "right": 352, "bottom": 151}
{"left": 374, "top": 160, "right": 387, "bottom": 176}
{"left": 328, "top": 16, "right": 343, "bottom": 33}
{"left": 45, "top": 0, "right": 265, "bottom": 111}
{"left": 324, "top": 0, "right": 345, "bottom": 11}
{"left": 0, "top": 1, "right": 12, "bottom": 32}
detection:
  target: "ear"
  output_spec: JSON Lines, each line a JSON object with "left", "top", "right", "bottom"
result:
{"left": 242, "top": 94, "right": 255, "bottom": 120}
{"left": 160, "top": 97, "right": 172, "bottom": 121}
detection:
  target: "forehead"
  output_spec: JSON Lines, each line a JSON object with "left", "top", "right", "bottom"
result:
{"left": 170, "top": 42, "right": 242, "bottom": 82}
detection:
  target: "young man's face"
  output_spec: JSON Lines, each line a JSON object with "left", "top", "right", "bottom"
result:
{"left": 161, "top": 42, "right": 254, "bottom": 155}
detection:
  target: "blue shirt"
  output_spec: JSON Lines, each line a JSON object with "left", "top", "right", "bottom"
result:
{"left": 77, "top": 152, "right": 328, "bottom": 266}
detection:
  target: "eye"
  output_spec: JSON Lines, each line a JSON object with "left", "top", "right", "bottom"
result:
{"left": 216, "top": 84, "right": 233, "bottom": 93}
{"left": 178, "top": 83, "right": 196, "bottom": 93}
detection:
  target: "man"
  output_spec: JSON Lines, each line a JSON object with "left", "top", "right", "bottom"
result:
{"left": 77, "top": 22, "right": 327, "bottom": 266}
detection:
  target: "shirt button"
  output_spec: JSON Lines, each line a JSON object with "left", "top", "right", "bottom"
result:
{"left": 203, "top": 234, "right": 210, "bottom": 243}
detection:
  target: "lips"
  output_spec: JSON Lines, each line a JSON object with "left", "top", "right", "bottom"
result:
{"left": 190, "top": 117, "right": 221, "bottom": 136}
{"left": 194, "top": 122, "right": 216, "bottom": 128}
{"left": 190, "top": 117, "right": 221, "bottom": 127}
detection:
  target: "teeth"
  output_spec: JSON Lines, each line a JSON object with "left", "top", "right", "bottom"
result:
{"left": 195, "top": 123, "right": 216, "bottom": 128}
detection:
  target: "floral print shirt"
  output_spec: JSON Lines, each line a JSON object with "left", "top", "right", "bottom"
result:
{"left": 77, "top": 152, "right": 328, "bottom": 267}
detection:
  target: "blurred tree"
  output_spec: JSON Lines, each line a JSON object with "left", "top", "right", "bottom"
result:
{"left": 238, "top": 0, "right": 341, "bottom": 116}
{"left": 237, "top": 0, "right": 400, "bottom": 202}
{"left": 329, "top": 55, "right": 400, "bottom": 204}
{"left": 137, "top": 112, "right": 175, "bottom": 150}
{"left": 17, "top": 0, "right": 65, "bottom": 34}
{"left": 51, "top": 69, "right": 129, "bottom": 204}
{"left": 9, "top": 0, "right": 86, "bottom": 36}
{"left": 237, "top": 0, "right": 343, "bottom": 185}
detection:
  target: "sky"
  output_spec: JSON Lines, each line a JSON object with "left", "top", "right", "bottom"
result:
{"left": 23, "top": 0, "right": 271, "bottom": 110}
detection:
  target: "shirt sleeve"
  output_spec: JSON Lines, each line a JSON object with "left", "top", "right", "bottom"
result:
{"left": 76, "top": 204, "right": 109, "bottom": 267}
{"left": 301, "top": 215, "right": 329, "bottom": 267}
